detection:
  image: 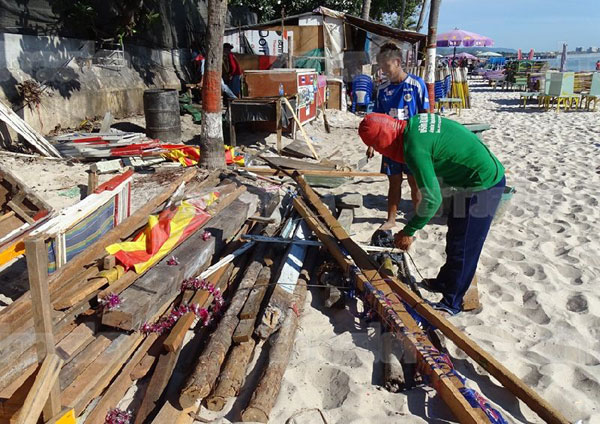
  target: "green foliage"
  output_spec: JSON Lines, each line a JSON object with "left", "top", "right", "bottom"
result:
{"left": 229, "top": 0, "right": 422, "bottom": 29}
{"left": 48, "top": 0, "right": 162, "bottom": 41}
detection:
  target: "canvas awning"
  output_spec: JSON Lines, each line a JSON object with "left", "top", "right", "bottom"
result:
{"left": 225, "top": 6, "right": 426, "bottom": 45}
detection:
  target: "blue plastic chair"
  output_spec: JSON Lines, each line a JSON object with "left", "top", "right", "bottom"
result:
{"left": 352, "top": 74, "right": 374, "bottom": 112}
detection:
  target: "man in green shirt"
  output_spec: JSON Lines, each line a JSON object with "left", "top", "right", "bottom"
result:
{"left": 359, "top": 113, "right": 506, "bottom": 315}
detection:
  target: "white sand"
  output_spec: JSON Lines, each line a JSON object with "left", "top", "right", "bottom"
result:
{"left": 219, "top": 81, "right": 600, "bottom": 423}
{"left": 3, "top": 82, "right": 599, "bottom": 423}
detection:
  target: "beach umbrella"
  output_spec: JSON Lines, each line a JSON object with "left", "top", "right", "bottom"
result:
{"left": 560, "top": 43, "right": 567, "bottom": 72}
{"left": 477, "top": 51, "right": 502, "bottom": 57}
{"left": 517, "top": 49, "right": 522, "bottom": 60}
{"left": 528, "top": 49, "right": 534, "bottom": 60}
{"left": 437, "top": 28, "right": 494, "bottom": 57}
{"left": 445, "top": 52, "right": 477, "bottom": 60}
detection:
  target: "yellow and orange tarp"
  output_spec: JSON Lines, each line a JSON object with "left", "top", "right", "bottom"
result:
{"left": 161, "top": 145, "right": 244, "bottom": 168}
{"left": 106, "top": 198, "right": 214, "bottom": 274}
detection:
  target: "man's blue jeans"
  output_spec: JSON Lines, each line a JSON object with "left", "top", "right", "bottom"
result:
{"left": 436, "top": 176, "right": 506, "bottom": 313}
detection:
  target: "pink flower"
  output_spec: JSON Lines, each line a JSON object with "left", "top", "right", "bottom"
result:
{"left": 101, "top": 293, "right": 122, "bottom": 310}
{"left": 105, "top": 408, "right": 131, "bottom": 424}
{"left": 202, "top": 230, "right": 212, "bottom": 241}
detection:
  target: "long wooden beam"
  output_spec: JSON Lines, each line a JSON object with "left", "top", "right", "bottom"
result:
{"left": 293, "top": 197, "right": 489, "bottom": 424}
{"left": 243, "top": 167, "right": 384, "bottom": 178}
{"left": 292, "top": 173, "right": 570, "bottom": 424}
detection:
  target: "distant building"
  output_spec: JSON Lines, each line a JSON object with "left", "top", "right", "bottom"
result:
{"left": 587, "top": 47, "right": 599, "bottom": 53}
{"left": 575, "top": 47, "right": 584, "bottom": 53}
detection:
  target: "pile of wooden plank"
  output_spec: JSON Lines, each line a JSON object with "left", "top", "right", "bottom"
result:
{"left": 0, "top": 164, "right": 570, "bottom": 424}
{"left": 51, "top": 131, "right": 163, "bottom": 160}
{"left": 0, "top": 168, "right": 283, "bottom": 423}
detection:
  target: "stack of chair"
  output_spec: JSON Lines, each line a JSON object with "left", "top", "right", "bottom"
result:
{"left": 539, "top": 72, "right": 581, "bottom": 111}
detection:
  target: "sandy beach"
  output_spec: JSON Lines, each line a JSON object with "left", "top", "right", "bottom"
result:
{"left": 219, "top": 80, "right": 600, "bottom": 424}
{"left": 2, "top": 80, "right": 598, "bottom": 423}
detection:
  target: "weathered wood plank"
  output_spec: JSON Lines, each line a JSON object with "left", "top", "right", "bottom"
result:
{"left": 59, "top": 335, "right": 113, "bottom": 391}
{"left": 16, "top": 354, "right": 63, "bottom": 424}
{"left": 24, "top": 237, "right": 62, "bottom": 421}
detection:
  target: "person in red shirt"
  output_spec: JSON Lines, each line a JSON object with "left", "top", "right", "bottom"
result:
{"left": 223, "top": 43, "right": 243, "bottom": 97}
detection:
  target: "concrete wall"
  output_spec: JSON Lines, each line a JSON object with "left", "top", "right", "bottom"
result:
{"left": 0, "top": 33, "right": 184, "bottom": 134}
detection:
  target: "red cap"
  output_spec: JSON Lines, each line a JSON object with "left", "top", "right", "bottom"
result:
{"left": 358, "top": 113, "right": 406, "bottom": 163}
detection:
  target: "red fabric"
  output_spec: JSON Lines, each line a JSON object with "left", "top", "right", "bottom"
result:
{"left": 229, "top": 53, "right": 242, "bottom": 76}
{"left": 358, "top": 113, "right": 406, "bottom": 163}
{"left": 258, "top": 55, "right": 277, "bottom": 70}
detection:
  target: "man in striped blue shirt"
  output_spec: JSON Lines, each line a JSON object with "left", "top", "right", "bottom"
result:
{"left": 367, "top": 43, "right": 429, "bottom": 230}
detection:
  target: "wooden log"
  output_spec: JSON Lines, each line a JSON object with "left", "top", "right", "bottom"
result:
{"left": 205, "top": 338, "right": 256, "bottom": 411}
{"left": 382, "top": 330, "right": 406, "bottom": 393}
{"left": 96, "top": 271, "right": 138, "bottom": 303}
{"left": 178, "top": 244, "right": 268, "bottom": 408}
{"left": 244, "top": 167, "right": 384, "bottom": 178}
{"left": 293, "top": 173, "right": 570, "bottom": 424}
{"left": 24, "top": 237, "right": 62, "bottom": 421}
{"left": 241, "top": 249, "right": 315, "bottom": 423}
{"left": 60, "top": 333, "right": 143, "bottom": 415}
{"left": 163, "top": 261, "right": 235, "bottom": 352}
{"left": 0, "top": 168, "right": 199, "bottom": 331}
{"left": 15, "top": 354, "right": 63, "bottom": 424}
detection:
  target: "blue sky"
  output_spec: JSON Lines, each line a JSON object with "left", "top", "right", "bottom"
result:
{"left": 436, "top": 0, "right": 600, "bottom": 51}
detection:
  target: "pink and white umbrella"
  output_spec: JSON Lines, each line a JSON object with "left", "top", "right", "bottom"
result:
{"left": 437, "top": 28, "right": 495, "bottom": 48}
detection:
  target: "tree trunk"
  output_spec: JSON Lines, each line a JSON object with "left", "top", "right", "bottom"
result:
{"left": 399, "top": 0, "right": 406, "bottom": 29}
{"left": 200, "top": 0, "right": 227, "bottom": 170}
{"left": 361, "top": 0, "right": 372, "bottom": 20}
{"left": 425, "top": 0, "right": 441, "bottom": 112}
{"left": 416, "top": 0, "right": 429, "bottom": 32}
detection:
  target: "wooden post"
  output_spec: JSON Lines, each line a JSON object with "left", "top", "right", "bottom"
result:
{"left": 287, "top": 35, "right": 293, "bottom": 68}
{"left": 281, "top": 97, "right": 319, "bottom": 160}
{"left": 229, "top": 101, "right": 236, "bottom": 147}
{"left": 86, "top": 170, "right": 98, "bottom": 197}
{"left": 276, "top": 98, "right": 282, "bottom": 154}
{"left": 424, "top": 0, "right": 441, "bottom": 112}
{"left": 24, "top": 237, "right": 62, "bottom": 421}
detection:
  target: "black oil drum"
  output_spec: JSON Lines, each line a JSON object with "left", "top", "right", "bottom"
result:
{"left": 143, "top": 89, "right": 181, "bottom": 142}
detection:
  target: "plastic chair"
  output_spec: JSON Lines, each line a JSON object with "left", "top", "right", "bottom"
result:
{"left": 352, "top": 74, "right": 374, "bottom": 113}
{"left": 582, "top": 72, "right": 600, "bottom": 111}
{"left": 544, "top": 72, "right": 580, "bottom": 112}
